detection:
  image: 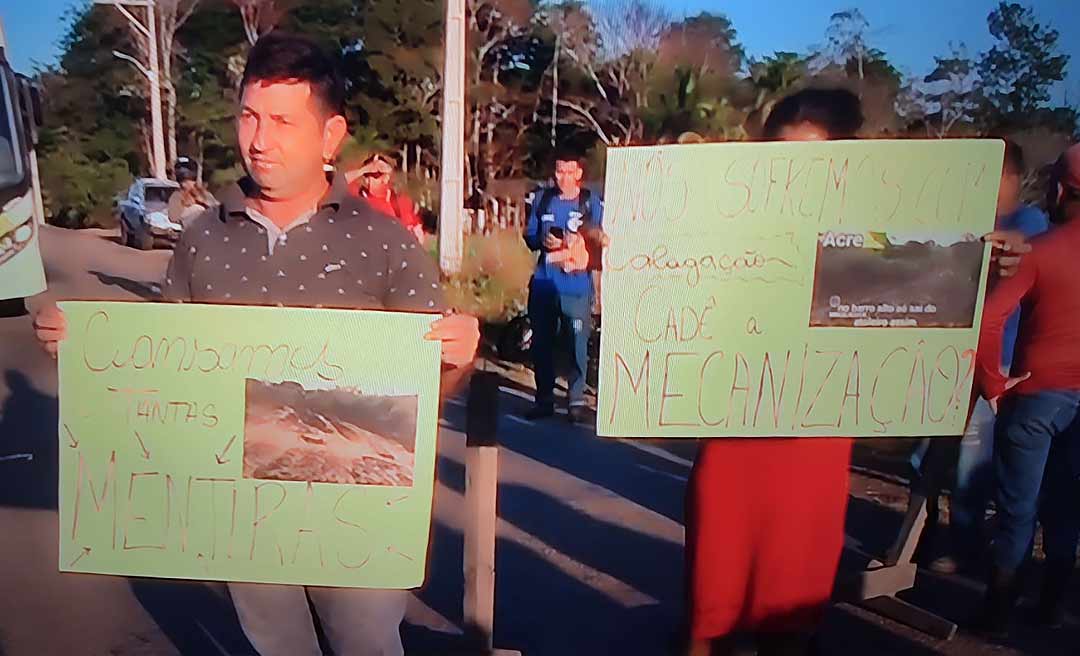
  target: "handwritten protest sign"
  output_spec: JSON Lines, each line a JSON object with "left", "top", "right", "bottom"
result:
{"left": 0, "top": 191, "right": 46, "bottom": 300}
{"left": 598, "top": 139, "right": 1003, "bottom": 438}
{"left": 57, "top": 301, "right": 441, "bottom": 588}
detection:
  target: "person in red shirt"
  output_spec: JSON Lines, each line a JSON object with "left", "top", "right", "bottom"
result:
{"left": 346, "top": 152, "right": 424, "bottom": 241}
{"left": 974, "top": 143, "right": 1080, "bottom": 636}
{"left": 685, "top": 88, "right": 862, "bottom": 656}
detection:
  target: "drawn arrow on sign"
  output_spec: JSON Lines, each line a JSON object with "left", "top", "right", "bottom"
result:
{"left": 63, "top": 424, "right": 79, "bottom": 448}
{"left": 68, "top": 547, "right": 91, "bottom": 568}
{"left": 133, "top": 430, "right": 151, "bottom": 460}
{"left": 216, "top": 435, "right": 237, "bottom": 465}
{"left": 386, "top": 545, "right": 414, "bottom": 561}
{"left": 385, "top": 495, "right": 409, "bottom": 507}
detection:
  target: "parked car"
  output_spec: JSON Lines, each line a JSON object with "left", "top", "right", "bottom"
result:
{"left": 117, "top": 178, "right": 182, "bottom": 249}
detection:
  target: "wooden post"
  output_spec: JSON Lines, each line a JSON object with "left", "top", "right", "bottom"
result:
{"left": 463, "top": 446, "right": 498, "bottom": 646}
{"left": 464, "top": 372, "right": 498, "bottom": 649}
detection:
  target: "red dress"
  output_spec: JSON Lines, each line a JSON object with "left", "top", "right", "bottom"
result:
{"left": 686, "top": 437, "right": 852, "bottom": 638}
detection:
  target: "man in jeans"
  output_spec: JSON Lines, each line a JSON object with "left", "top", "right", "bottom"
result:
{"left": 521, "top": 148, "right": 604, "bottom": 424}
{"left": 33, "top": 32, "right": 479, "bottom": 656}
{"left": 923, "top": 139, "right": 1050, "bottom": 574}
{"left": 975, "top": 143, "right": 1080, "bottom": 636}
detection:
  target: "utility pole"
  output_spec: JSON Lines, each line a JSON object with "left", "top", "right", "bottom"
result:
{"left": 437, "top": 0, "right": 465, "bottom": 275}
{"left": 94, "top": 0, "right": 167, "bottom": 179}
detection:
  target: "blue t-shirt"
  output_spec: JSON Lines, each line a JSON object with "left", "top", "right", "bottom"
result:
{"left": 997, "top": 204, "right": 1050, "bottom": 369}
{"left": 524, "top": 188, "right": 604, "bottom": 297}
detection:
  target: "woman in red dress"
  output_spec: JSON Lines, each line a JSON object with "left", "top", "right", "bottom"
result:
{"left": 685, "top": 88, "right": 864, "bottom": 656}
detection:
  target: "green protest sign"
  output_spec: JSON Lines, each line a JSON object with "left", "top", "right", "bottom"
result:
{"left": 57, "top": 301, "right": 441, "bottom": 588}
{"left": 597, "top": 139, "right": 1003, "bottom": 438}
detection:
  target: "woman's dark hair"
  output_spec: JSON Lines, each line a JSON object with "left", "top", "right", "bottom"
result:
{"left": 363, "top": 151, "right": 398, "bottom": 168}
{"left": 762, "top": 88, "right": 864, "bottom": 140}
{"left": 241, "top": 31, "right": 346, "bottom": 117}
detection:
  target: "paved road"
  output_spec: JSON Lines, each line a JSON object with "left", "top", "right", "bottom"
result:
{"left": 1, "top": 226, "right": 1076, "bottom": 655}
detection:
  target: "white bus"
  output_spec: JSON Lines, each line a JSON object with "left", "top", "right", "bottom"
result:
{"left": 0, "top": 17, "right": 46, "bottom": 307}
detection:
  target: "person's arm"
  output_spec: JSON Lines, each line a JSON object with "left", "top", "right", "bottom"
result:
{"left": 161, "top": 230, "right": 195, "bottom": 302}
{"left": 383, "top": 225, "right": 479, "bottom": 393}
{"left": 523, "top": 191, "right": 544, "bottom": 251}
{"left": 167, "top": 190, "right": 184, "bottom": 222}
{"left": 1014, "top": 208, "right": 1050, "bottom": 239}
{"left": 976, "top": 251, "right": 1038, "bottom": 400}
{"left": 398, "top": 194, "right": 423, "bottom": 231}
{"left": 591, "top": 190, "right": 604, "bottom": 228}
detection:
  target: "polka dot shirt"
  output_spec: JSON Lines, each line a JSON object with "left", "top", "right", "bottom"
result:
{"left": 161, "top": 174, "right": 444, "bottom": 313}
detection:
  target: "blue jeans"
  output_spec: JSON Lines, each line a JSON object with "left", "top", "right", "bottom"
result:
{"left": 951, "top": 398, "right": 996, "bottom": 556}
{"left": 907, "top": 399, "right": 995, "bottom": 556}
{"left": 228, "top": 583, "right": 406, "bottom": 656}
{"left": 528, "top": 281, "right": 591, "bottom": 408}
{"left": 992, "top": 390, "right": 1080, "bottom": 571}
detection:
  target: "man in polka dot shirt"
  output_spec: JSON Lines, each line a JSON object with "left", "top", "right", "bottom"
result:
{"left": 33, "top": 32, "right": 478, "bottom": 656}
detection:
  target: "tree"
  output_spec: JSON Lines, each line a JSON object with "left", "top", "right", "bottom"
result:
{"left": 896, "top": 44, "right": 979, "bottom": 137}
{"left": 466, "top": 0, "right": 534, "bottom": 194}
{"left": 350, "top": 0, "right": 444, "bottom": 176}
{"left": 590, "top": 0, "right": 669, "bottom": 60}
{"left": 644, "top": 12, "right": 748, "bottom": 141}
{"left": 36, "top": 6, "right": 147, "bottom": 224}
{"left": 810, "top": 9, "right": 870, "bottom": 83}
{"left": 750, "top": 51, "right": 806, "bottom": 96}
{"left": 977, "top": 1, "right": 1069, "bottom": 128}
{"left": 231, "top": 0, "right": 284, "bottom": 46}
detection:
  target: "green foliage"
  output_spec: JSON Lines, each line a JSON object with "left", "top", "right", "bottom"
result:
{"left": 978, "top": 1, "right": 1069, "bottom": 127}
{"left": 26, "top": 0, "right": 1078, "bottom": 229}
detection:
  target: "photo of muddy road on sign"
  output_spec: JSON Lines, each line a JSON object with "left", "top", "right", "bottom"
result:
{"left": 242, "top": 380, "right": 417, "bottom": 487}
{"left": 809, "top": 231, "right": 986, "bottom": 328}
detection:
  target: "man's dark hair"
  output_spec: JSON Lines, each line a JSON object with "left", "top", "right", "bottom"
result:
{"left": 553, "top": 144, "right": 586, "bottom": 168}
{"left": 762, "top": 88, "right": 864, "bottom": 140}
{"left": 1002, "top": 138, "right": 1025, "bottom": 177}
{"left": 241, "top": 31, "right": 346, "bottom": 117}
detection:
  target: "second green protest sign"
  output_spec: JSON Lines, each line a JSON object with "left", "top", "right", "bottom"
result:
{"left": 598, "top": 139, "right": 1003, "bottom": 438}
{"left": 58, "top": 301, "right": 441, "bottom": 588}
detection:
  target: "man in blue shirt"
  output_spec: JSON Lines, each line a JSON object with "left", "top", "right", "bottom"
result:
{"left": 522, "top": 148, "right": 604, "bottom": 423}
{"left": 927, "top": 138, "right": 1050, "bottom": 574}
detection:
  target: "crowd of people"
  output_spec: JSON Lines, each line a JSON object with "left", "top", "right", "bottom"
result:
{"left": 25, "top": 28, "right": 1080, "bottom": 656}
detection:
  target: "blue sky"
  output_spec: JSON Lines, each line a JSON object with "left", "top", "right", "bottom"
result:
{"left": 2, "top": 0, "right": 1077, "bottom": 102}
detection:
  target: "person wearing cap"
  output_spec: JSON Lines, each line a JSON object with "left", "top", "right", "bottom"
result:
{"left": 974, "top": 142, "right": 1080, "bottom": 636}
{"left": 346, "top": 153, "right": 424, "bottom": 242}
{"left": 167, "top": 157, "right": 218, "bottom": 227}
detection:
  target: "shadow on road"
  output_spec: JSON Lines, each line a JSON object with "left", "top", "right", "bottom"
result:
{"left": 89, "top": 270, "right": 162, "bottom": 300}
{"left": 0, "top": 369, "right": 59, "bottom": 510}
{"left": 438, "top": 390, "right": 689, "bottom": 525}
{"left": 129, "top": 579, "right": 258, "bottom": 655}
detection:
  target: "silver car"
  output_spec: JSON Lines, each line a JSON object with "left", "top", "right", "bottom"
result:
{"left": 117, "top": 178, "right": 182, "bottom": 249}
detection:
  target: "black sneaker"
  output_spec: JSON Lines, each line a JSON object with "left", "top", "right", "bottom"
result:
{"left": 568, "top": 405, "right": 591, "bottom": 425}
{"left": 522, "top": 405, "right": 555, "bottom": 421}
{"left": 974, "top": 566, "right": 1021, "bottom": 640}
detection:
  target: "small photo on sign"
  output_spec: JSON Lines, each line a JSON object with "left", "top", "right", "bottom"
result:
{"left": 243, "top": 379, "right": 417, "bottom": 487}
{"left": 809, "top": 231, "right": 985, "bottom": 328}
